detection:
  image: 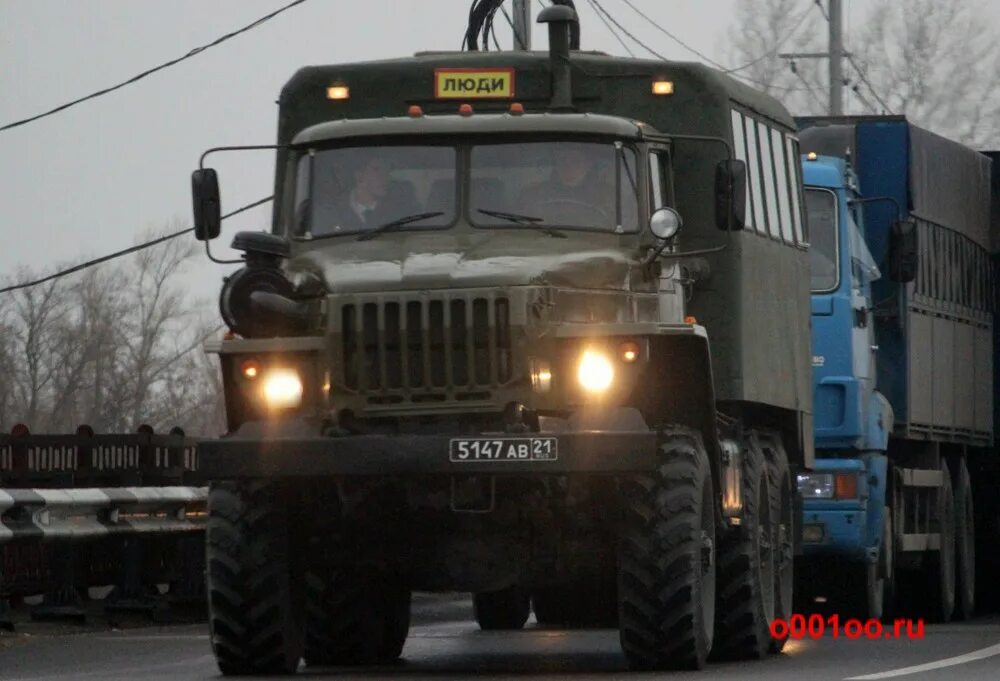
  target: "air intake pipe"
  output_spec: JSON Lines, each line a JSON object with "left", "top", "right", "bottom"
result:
{"left": 537, "top": 4, "right": 578, "bottom": 111}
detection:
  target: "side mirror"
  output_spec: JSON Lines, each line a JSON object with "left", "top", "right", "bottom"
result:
{"left": 192, "top": 168, "right": 221, "bottom": 241}
{"left": 714, "top": 159, "right": 747, "bottom": 231}
{"left": 889, "top": 219, "right": 918, "bottom": 283}
{"left": 650, "top": 207, "right": 683, "bottom": 241}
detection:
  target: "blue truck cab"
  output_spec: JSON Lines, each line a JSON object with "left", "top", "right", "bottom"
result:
{"left": 799, "top": 154, "right": 891, "bottom": 566}
{"left": 793, "top": 117, "right": 996, "bottom": 621}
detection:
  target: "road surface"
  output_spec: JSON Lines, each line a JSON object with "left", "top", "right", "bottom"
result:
{"left": 1, "top": 594, "right": 998, "bottom": 680}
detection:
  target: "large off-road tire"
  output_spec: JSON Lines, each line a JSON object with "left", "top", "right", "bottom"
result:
{"left": 618, "top": 427, "right": 716, "bottom": 670}
{"left": 303, "top": 506, "right": 411, "bottom": 667}
{"left": 207, "top": 481, "right": 304, "bottom": 676}
{"left": 712, "top": 434, "right": 775, "bottom": 661}
{"left": 924, "top": 460, "right": 956, "bottom": 623}
{"left": 953, "top": 458, "right": 975, "bottom": 620}
{"left": 760, "top": 434, "right": 793, "bottom": 653}
{"left": 304, "top": 567, "right": 411, "bottom": 666}
{"left": 473, "top": 586, "right": 531, "bottom": 630}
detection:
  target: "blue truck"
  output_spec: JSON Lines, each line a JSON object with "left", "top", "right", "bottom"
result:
{"left": 793, "top": 116, "right": 1000, "bottom": 621}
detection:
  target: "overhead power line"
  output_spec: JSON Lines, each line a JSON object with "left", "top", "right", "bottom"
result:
{"left": 846, "top": 55, "right": 894, "bottom": 114}
{"left": 583, "top": 0, "right": 635, "bottom": 56}
{"left": 591, "top": 0, "right": 817, "bottom": 93}
{"left": 0, "top": 0, "right": 309, "bottom": 134}
{"left": 0, "top": 196, "right": 273, "bottom": 295}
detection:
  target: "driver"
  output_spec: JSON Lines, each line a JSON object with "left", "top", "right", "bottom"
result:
{"left": 519, "top": 145, "right": 615, "bottom": 223}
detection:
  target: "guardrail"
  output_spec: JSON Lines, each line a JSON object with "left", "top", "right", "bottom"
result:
{"left": 0, "top": 425, "right": 207, "bottom": 627}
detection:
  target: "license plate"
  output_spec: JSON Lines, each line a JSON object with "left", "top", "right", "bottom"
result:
{"left": 449, "top": 437, "right": 558, "bottom": 462}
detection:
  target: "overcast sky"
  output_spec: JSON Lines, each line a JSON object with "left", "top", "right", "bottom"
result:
{"left": 0, "top": 0, "right": 986, "bottom": 300}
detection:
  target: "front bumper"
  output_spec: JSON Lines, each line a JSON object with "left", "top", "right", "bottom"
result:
{"left": 800, "top": 502, "right": 869, "bottom": 561}
{"left": 197, "top": 431, "right": 659, "bottom": 478}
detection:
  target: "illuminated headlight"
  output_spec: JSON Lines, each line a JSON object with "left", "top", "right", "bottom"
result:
{"left": 261, "top": 368, "right": 303, "bottom": 409}
{"left": 797, "top": 473, "right": 835, "bottom": 499}
{"left": 577, "top": 350, "right": 615, "bottom": 393}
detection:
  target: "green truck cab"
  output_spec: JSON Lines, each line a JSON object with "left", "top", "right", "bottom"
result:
{"left": 193, "top": 8, "right": 812, "bottom": 674}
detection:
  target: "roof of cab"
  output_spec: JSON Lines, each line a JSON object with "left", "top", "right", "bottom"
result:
{"left": 291, "top": 112, "right": 651, "bottom": 146}
{"left": 801, "top": 154, "right": 847, "bottom": 189}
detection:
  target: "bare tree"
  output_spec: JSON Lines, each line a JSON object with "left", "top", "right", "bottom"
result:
{"left": 728, "top": 0, "right": 1000, "bottom": 146}
{"left": 0, "top": 226, "right": 225, "bottom": 436}
{"left": 728, "top": 0, "right": 827, "bottom": 114}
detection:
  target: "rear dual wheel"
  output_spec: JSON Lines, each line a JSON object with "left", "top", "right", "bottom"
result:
{"left": 712, "top": 434, "right": 775, "bottom": 661}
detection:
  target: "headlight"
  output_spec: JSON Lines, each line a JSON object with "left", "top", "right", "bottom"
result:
{"left": 797, "top": 471, "right": 860, "bottom": 499}
{"left": 577, "top": 350, "right": 614, "bottom": 393}
{"left": 797, "top": 473, "right": 834, "bottom": 499}
{"left": 261, "top": 368, "right": 303, "bottom": 409}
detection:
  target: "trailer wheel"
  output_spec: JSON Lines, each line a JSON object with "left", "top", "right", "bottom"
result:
{"left": 953, "top": 458, "right": 975, "bottom": 620}
{"left": 473, "top": 586, "right": 530, "bottom": 630}
{"left": 761, "top": 434, "right": 793, "bottom": 653}
{"left": 712, "top": 434, "right": 775, "bottom": 661}
{"left": 207, "top": 481, "right": 304, "bottom": 676}
{"left": 617, "top": 427, "right": 715, "bottom": 670}
{"left": 924, "top": 460, "right": 956, "bottom": 623}
{"left": 532, "top": 580, "right": 617, "bottom": 628}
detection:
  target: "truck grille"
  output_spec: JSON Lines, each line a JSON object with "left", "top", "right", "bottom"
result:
{"left": 341, "top": 295, "right": 512, "bottom": 402}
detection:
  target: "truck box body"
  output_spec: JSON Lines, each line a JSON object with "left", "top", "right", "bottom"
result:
{"left": 268, "top": 51, "right": 813, "bottom": 425}
{"left": 799, "top": 117, "right": 994, "bottom": 447}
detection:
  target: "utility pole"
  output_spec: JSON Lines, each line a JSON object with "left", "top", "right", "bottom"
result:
{"left": 828, "top": 0, "right": 844, "bottom": 115}
{"left": 779, "top": 1, "right": 847, "bottom": 116}
{"left": 513, "top": 0, "right": 531, "bottom": 51}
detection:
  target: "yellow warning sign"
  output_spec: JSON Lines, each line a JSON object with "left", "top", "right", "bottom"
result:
{"left": 434, "top": 68, "right": 515, "bottom": 99}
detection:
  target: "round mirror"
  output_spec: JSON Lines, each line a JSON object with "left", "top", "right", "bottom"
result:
{"left": 650, "top": 207, "right": 682, "bottom": 240}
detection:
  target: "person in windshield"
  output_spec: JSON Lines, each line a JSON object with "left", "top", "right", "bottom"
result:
{"left": 327, "top": 155, "right": 419, "bottom": 233}
{"left": 519, "top": 146, "right": 613, "bottom": 221}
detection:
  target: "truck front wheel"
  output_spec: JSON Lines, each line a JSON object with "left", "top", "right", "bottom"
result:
{"left": 473, "top": 586, "right": 531, "bottom": 630}
{"left": 207, "top": 481, "right": 304, "bottom": 676}
{"left": 617, "top": 427, "right": 716, "bottom": 670}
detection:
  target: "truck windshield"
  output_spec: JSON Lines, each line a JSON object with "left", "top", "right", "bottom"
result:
{"left": 469, "top": 141, "right": 640, "bottom": 233}
{"left": 295, "top": 145, "right": 456, "bottom": 238}
{"left": 804, "top": 188, "right": 838, "bottom": 292}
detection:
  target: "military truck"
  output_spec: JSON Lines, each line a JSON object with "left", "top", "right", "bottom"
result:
{"left": 192, "top": 6, "right": 811, "bottom": 674}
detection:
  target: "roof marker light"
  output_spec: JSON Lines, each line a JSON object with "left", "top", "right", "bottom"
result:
{"left": 807, "top": 152, "right": 819, "bottom": 161}
{"left": 408, "top": 105, "right": 424, "bottom": 118}
{"left": 326, "top": 85, "right": 350, "bottom": 100}
{"left": 459, "top": 103, "right": 474, "bottom": 116}
{"left": 652, "top": 80, "right": 675, "bottom": 96}
{"left": 509, "top": 102, "right": 525, "bottom": 115}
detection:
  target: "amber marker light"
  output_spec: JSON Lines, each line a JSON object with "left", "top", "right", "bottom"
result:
{"left": 509, "top": 102, "right": 525, "bottom": 115}
{"left": 685, "top": 316, "right": 698, "bottom": 325}
{"left": 807, "top": 152, "right": 819, "bottom": 161}
{"left": 240, "top": 358, "right": 262, "bottom": 380}
{"left": 459, "top": 103, "right": 474, "bottom": 116}
{"left": 408, "top": 104, "right": 424, "bottom": 118}
{"left": 652, "top": 80, "right": 675, "bottom": 95}
{"left": 326, "top": 85, "right": 350, "bottom": 100}
{"left": 834, "top": 472, "right": 859, "bottom": 499}
{"left": 619, "top": 341, "right": 641, "bottom": 364}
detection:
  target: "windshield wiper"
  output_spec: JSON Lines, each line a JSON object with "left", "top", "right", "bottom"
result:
{"left": 476, "top": 208, "right": 566, "bottom": 238}
{"left": 356, "top": 211, "right": 444, "bottom": 241}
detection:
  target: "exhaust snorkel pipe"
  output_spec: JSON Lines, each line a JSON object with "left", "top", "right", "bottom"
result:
{"left": 537, "top": 3, "right": 578, "bottom": 111}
